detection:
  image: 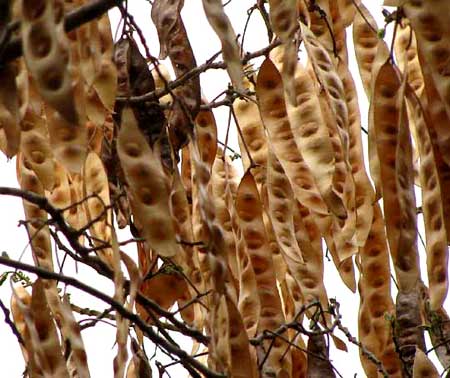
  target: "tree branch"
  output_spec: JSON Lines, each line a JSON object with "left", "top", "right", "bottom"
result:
{"left": 0, "top": 256, "right": 225, "bottom": 378}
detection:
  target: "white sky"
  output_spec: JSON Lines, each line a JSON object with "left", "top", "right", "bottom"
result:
{"left": 0, "top": 1, "right": 448, "bottom": 377}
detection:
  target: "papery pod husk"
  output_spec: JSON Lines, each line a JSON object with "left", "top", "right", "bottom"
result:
{"left": 10, "top": 285, "right": 43, "bottom": 377}
{"left": 83, "top": 151, "right": 114, "bottom": 267}
{"left": 201, "top": 0, "right": 244, "bottom": 92}
{"left": 117, "top": 107, "right": 181, "bottom": 258}
{"left": 395, "top": 288, "right": 427, "bottom": 376}
{"left": 412, "top": 349, "right": 439, "bottom": 378}
{"left": 352, "top": 3, "right": 390, "bottom": 99}
{"left": 419, "top": 53, "right": 450, "bottom": 246}
{"left": 306, "top": 332, "right": 335, "bottom": 378}
{"left": 152, "top": 0, "right": 201, "bottom": 151}
{"left": 403, "top": 0, "right": 450, "bottom": 123}
{"left": 256, "top": 57, "right": 328, "bottom": 215}
{"left": 20, "top": 97, "right": 56, "bottom": 191}
{"left": 285, "top": 62, "right": 342, "bottom": 219}
{"left": 151, "top": 64, "right": 173, "bottom": 106}
{"left": 357, "top": 203, "right": 401, "bottom": 378}
{"left": 170, "top": 166, "right": 204, "bottom": 325}
{"left": 31, "top": 280, "right": 70, "bottom": 377}
{"left": 337, "top": 58, "right": 375, "bottom": 247}
{"left": 307, "top": 0, "right": 335, "bottom": 56}
{"left": 211, "top": 150, "right": 240, "bottom": 282}
{"left": 268, "top": 0, "right": 299, "bottom": 105}
{"left": 336, "top": 0, "right": 355, "bottom": 28}
{"left": 0, "top": 63, "right": 21, "bottom": 158}
{"left": 65, "top": 173, "right": 88, "bottom": 242}
{"left": 21, "top": 0, "right": 78, "bottom": 125}
{"left": 113, "top": 38, "right": 171, "bottom": 168}
{"left": 292, "top": 202, "right": 330, "bottom": 323}
{"left": 406, "top": 87, "right": 449, "bottom": 310}
{"left": 236, "top": 171, "right": 292, "bottom": 377}
{"left": 373, "top": 59, "right": 420, "bottom": 292}
{"left": 225, "top": 166, "right": 260, "bottom": 337}
{"left": 233, "top": 85, "right": 268, "bottom": 189}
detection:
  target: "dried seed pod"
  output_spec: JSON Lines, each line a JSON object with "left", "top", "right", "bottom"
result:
{"left": 268, "top": 0, "right": 299, "bottom": 105}
{"left": 21, "top": 0, "right": 78, "bottom": 125}
{"left": 285, "top": 62, "right": 342, "bottom": 218}
{"left": 358, "top": 203, "right": 401, "bottom": 378}
{"left": 256, "top": 58, "right": 327, "bottom": 215}
{"left": 152, "top": 0, "right": 200, "bottom": 150}
{"left": 202, "top": 0, "right": 244, "bottom": 91}
{"left": 233, "top": 92, "right": 267, "bottom": 188}
{"left": 117, "top": 107, "right": 181, "bottom": 258}
{"left": 352, "top": 3, "right": 390, "bottom": 98}
{"left": 236, "top": 171, "right": 291, "bottom": 377}
{"left": 373, "top": 60, "right": 420, "bottom": 291}
{"left": 406, "top": 88, "right": 448, "bottom": 310}
{"left": 126, "top": 339, "right": 152, "bottom": 378}
{"left": 0, "top": 63, "right": 21, "bottom": 158}
{"left": 412, "top": 349, "right": 439, "bottom": 378}
{"left": 403, "top": 0, "right": 450, "bottom": 122}
{"left": 83, "top": 151, "right": 113, "bottom": 266}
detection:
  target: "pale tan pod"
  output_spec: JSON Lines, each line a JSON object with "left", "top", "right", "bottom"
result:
{"left": 308, "top": 0, "right": 335, "bottom": 55}
{"left": 394, "top": 21, "right": 425, "bottom": 99}
{"left": 202, "top": 0, "right": 244, "bottom": 91}
{"left": 412, "top": 349, "right": 439, "bottom": 378}
{"left": 336, "top": 0, "right": 355, "bottom": 28}
{"left": 20, "top": 104, "right": 56, "bottom": 191}
{"left": 235, "top": 171, "right": 291, "bottom": 377}
{"left": 373, "top": 60, "right": 420, "bottom": 291}
{"left": 225, "top": 167, "right": 260, "bottom": 336}
{"left": 233, "top": 92, "right": 268, "bottom": 188}
{"left": 21, "top": 0, "right": 78, "bottom": 125}
{"left": 266, "top": 147, "right": 304, "bottom": 269}
{"left": 31, "top": 280, "right": 70, "bottom": 377}
{"left": 403, "top": 0, "right": 450, "bottom": 122}
{"left": 211, "top": 151, "right": 239, "bottom": 281}
{"left": 303, "top": 24, "right": 349, "bottom": 156}
{"left": 352, "top": 3, "right": 390, "bottom": 97}
{"left": 256, "top": 58, "right": 328, "bottom": 215}
{"left": 268, "top": 0, "right": 299, "bottom": 105}
{"left": 151, "top": 63, "right": 173, "bottom": 107}
{"left": 45, "top": 104, "right": 87, "bottom": 173}
{"left": 83, "top": 151, "right": 113, "bottom": 267}
{"left": 285, "top": 62, "right": 342, "bottom": 218}
{"left": 10, "top": 285, "right": 41, "bottom": 376}
{"left": 357, "top": 203, "right": 401, "bottom": 378}
{"left": 117, "top": 107, "right": 181, "bottom": 258}
{"left": 337, "top": 59, "right": 374, "bottom": 247}
{"left": 0, "top": 64, "right": 21, "bottom": 158}
{"left": 407, "top": 88, "right": 448, "bottom": 310}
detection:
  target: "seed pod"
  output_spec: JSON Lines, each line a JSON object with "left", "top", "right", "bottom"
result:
{"left": 236, "top": 171, "right": 291, "bottom": 377}
{"left": 21, "top": 0, "right": 78, "bottom": 125}
{"left": 117, "top": 107, "right": 180, "bottom": 258}
{"left": 83, "top": 151, "right": 113, "bottom": 267}
{"left": 412, "top": 349, "right": 439, "bottom": 378}
{"left": 373, "top": 60, "right": 420, "bottom": 291}
{"left": 358, "top": 203, "right": 401, "bottom": 378}
{"left": 0, "top": 63, "right": 21, "bottom": 158}
{"left": 407, "top": 88, "right": 448, "bottom": 310}
{"left": 201, "top": 0, "right": 244, "bottom": 91}
{"left": 256, "top": 57, "right": 327, "bottom": 215}
{"left": 403, "top": 0, "right": 450, "bottom": 122}
{"left": 285, "top": 62, "right": 341, "bottom": 217}
{"left": 233, "top": 91, "right": 267, "bottom": 188}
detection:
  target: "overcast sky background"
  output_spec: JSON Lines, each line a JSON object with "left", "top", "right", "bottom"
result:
{"left": 0, "top": 1, "right": 448, "bottom": 376}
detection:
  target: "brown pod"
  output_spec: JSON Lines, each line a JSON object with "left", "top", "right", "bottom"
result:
{"left": 306, "top": 332, "right": 335, "bottom": 378}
